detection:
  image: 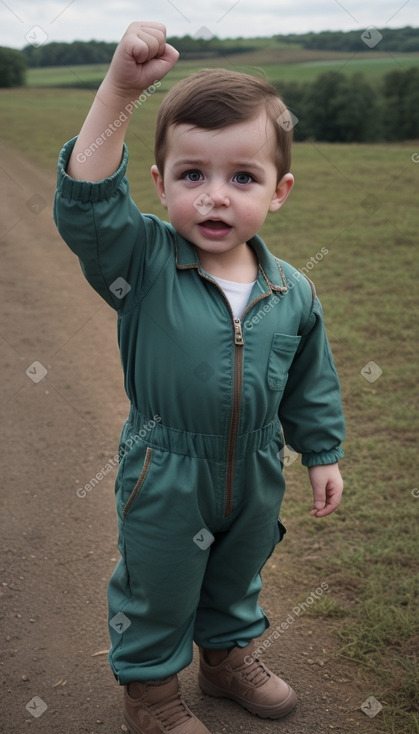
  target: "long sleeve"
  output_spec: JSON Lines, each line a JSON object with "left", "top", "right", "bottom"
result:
{"left": 278, "top": 293, "right": 345, "bottom": 467}
{"left": 53, "top": 137, "right": 169, "bottom": 312}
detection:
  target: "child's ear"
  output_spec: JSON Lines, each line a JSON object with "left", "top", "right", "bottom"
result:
{"left": 151, "top": 164, "right": 167, "bottom": 208}
{"left": 269, "top": 173, "right": 294, "bottom": 212}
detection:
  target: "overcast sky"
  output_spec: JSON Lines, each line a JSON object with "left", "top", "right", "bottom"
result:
{"left": 0, "top": 0, "right": 417, "bottom": 49}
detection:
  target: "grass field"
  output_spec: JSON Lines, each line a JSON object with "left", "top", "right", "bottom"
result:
{"left": 25, "top": 48, "right": 419, "bottom": 89}
{"left": 1, "top": 76, "right": 418, "bottom": 732}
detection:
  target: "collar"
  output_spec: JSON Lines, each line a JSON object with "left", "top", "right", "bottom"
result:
{"left": 174, "top": 232, "right": 288, "bottom": 293}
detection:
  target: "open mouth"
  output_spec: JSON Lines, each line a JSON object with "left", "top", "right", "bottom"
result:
{"left": 199, "top": 219, "right": 232, "bottom": 231}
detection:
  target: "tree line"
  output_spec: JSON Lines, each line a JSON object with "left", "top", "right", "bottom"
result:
{"left": 20, "top": 36, "right": 260, "bottom": 67}
{"left": 277, "top": 68, "right": 419, "bottom": 142}
{"left": 274, "top": 26, "right": 419, "bottom": 53}
{"left": 20, "top": 26, "right": 418, "bottom": 67}
{"left": 22, "top": 39, "right": 117, "bottom": 67}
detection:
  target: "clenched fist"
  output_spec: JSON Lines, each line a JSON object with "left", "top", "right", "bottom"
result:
{"left": 104, "top": 22, "right": 179, "bottom": 97}
{"left": 67, "top": 22, "right": 179, "bottom": 181}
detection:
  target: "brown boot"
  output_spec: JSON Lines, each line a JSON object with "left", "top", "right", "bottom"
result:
{"left": 198, "top": 642, "right": 297, "bottom": 719}
{"left": 124, "top": 675, "right": 211, "bottom": 733}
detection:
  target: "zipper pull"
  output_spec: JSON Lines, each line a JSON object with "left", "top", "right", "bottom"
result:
{"left": 233, "top": 318, "right": 244, "bottom": 346}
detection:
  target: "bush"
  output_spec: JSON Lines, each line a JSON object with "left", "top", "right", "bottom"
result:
{"left": 381, "top": 68, "right": 419, "bottom": 141}
{"left": 303, "top": 72, "right": 380, "bottom": 143}
{"left": 277, "top": 68, "right": 417, "bottom": 143}
{"left": 0, "top": 47, "right": 26, "bottom": 87}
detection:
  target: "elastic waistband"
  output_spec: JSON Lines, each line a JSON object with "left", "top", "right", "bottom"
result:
{"left": 127, "top": 407, "right": 281, "bottom": 461}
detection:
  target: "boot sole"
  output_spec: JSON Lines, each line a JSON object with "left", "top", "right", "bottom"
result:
{"left": 198, "top": 673, "right": 297, "bottom": 719}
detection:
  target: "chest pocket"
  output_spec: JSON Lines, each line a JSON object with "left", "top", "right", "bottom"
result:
{"left": 267, "top": 333, "right": 301, "bottom": 391}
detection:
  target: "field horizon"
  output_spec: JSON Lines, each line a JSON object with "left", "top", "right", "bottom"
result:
{"left": 24, "top": 45, "right": 419, "bottom": 89}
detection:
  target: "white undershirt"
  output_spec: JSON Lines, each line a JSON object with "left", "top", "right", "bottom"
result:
{"left": 212, "top": 275, "right": 256, "bottom": 320}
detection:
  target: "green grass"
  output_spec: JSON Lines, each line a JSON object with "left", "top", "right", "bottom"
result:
{"left": 0, "top": 84, "right": 418, "bottom": 732}
{"left": 264, "top": 53, "right": 419, "bottom": 84}
{"left": 27, "top": 63, "right": 110, "bottom": 88}
{"left": 25, "top": 48, "right": 419, "bottom": 89}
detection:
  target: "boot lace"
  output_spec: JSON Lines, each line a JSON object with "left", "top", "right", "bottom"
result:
{"left": 149, "top": 691, "right": 192, "bottom": 731}
{"left": 234, "top": 656, "right": 270, "bottom": 687}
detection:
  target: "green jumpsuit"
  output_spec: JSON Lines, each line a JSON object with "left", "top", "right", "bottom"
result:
{"left": 54, "top": 138, "right": 345, "bottom": 684}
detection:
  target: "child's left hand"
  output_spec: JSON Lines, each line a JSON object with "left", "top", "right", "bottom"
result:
{"left": 308, "top": 463, "right": 343, "bottom": 517}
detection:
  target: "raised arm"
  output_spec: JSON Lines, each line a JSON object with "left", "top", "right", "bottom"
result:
{"left": 67, "top": 21, "right": 179, "bottom": 181}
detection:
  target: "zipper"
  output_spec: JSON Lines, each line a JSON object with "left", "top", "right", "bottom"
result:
{"left": 197, "top": 272, "right": 244, "bottom": 516}
{"left": 224, "top": 294, "right": 277, "bottom": 516}
{"left": 224, "top": 317, "right": 244, "bottom": 516}
{"left": 199, "top": 271, "right": 276, "bottom": 517}
{"left": 224, "top": 297, "right": 268, "bottom": 517}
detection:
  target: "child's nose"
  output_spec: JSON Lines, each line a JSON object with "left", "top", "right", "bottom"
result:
{"left": 208, "top": 184, "right": 230, "bottom": 207}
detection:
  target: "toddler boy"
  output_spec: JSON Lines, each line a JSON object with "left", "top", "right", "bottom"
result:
{"left": 54, "top": 21, "right": 345, "bottom": 734}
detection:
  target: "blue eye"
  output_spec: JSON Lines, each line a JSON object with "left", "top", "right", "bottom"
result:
{"left": 234, "top": 172, "right": 254, "bottom": 185}
{"left": 183, "top": 170, "right": 203, "bottom": 182}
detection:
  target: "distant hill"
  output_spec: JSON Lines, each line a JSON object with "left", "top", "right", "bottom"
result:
{"left": 22, "top": 26, "right": 419, "bottom": 67}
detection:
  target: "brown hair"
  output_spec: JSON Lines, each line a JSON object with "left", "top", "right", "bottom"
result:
{"left": 154, "top": 69, "right": 293, "bottom": 182}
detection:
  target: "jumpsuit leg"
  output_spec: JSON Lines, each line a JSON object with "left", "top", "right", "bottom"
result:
{"left": 108, "top": 441, "right": 223, "bottom": 684}
{"left": 194, "top": 438, "right": 286, "bottom": 650}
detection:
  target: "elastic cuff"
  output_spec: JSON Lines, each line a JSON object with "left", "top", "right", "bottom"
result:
{"left": 55, "top": 136, "right": 129, "bottom": 203}
{"left": 301, "top": 445, "right": 344, "bottom": 467}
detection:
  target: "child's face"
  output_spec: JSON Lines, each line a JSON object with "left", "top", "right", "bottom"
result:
{"left": 151, "top": 111, "right": 294, "bottom": 258}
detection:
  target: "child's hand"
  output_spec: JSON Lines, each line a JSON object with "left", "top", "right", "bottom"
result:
{"left": 104, "top": 21, "right": 179, "bottom": 97}
{"left": 308, "top": 463, "right": 343, "bottom": 517}
{"left": 67, "top": 22, "right": 178, "bottom": 181}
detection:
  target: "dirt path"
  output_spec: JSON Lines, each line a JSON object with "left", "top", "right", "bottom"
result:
{"left": 0, "top": 143, "right": 385, "bottom": 734}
